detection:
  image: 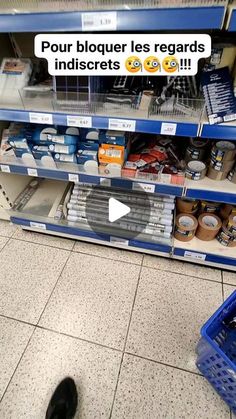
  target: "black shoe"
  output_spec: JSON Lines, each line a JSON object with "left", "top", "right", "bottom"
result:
{"left": 45, "top": 377, "right": 78, "bottom": 419}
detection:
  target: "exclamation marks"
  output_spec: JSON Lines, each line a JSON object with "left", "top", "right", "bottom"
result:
{"left": 180, "top": 58, "right": 191, "bottom": 70}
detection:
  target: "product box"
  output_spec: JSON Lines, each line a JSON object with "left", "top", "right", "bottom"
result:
{"left": 47, "top": 134, "right": 78, "bottom": 146}
{"left": 80, "top": 128, "right": 100, "bottom": 142}
{"left": 98, "top": 144, "right": 125, "bottom": 165}
{"left": 99, "top": 162, "right": 122, "bottom": 177}
{"left": 32, "top": 145, "right": 56, "bottom": 168}
{"left": 54, "top": 153, "right": 77, "bottom": 164}
{"left": 32, "top": 126, "right": 57, "bottom": 144}
{"left": 49, "top": 143, "right": 77, "bottom": 155}
{"left": 99, "top": 130, "right": 126, "bottom": 146}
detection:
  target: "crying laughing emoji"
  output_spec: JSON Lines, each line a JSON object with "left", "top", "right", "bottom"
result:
{"left": 162, "top": 56, "right": 179, "bottom": 73}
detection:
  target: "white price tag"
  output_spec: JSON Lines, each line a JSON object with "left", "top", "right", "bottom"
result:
{"left": 184, "top": 251, "right": 206, "bottom": 261}
{"left": 82, "top": 11, "right": 117, "bottom": 31}
{"left": 68, "top": 174, "right": 79, "bottom": 183}
{"left": 67, "top": 115, "right": 92, "bottom": 128}
{"left": 133, "top": 182, "right": 155, "bottom": 193}
{"left": 110, "top": 236, "right": 129, "bottom": 246}
{"left": 27, "top": 168, "right": 38, "bottom": 177}
{"left": 0, "top": 165, "right": 10, "bottom": 173}
{"left": 108, "top": 118, "right": 136, "bottom": 132}
{"left": 30, "top": 222, "right": 46, "bottom": 230}
{"left": 29, "top": 112, "right": 53, "bottom": 125}
{"left": 100, "top": 178, "right": 111, "bottom": 187}
{"left": 160, "top": 122, "right": 177, "bottom": 136}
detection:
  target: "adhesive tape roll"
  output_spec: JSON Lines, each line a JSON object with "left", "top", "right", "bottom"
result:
{"left": 226, "top": 214, "right": 236, "bottom": 236}
{"left": 211, "top": 141, "right": 236, "bottom": 162}
{"left": 185, "top": 161, "right": 207, "bottom": 181}
{"left": 207, "top": 166, "right": 229, "bottom": 181}
{"left": 185, "top": 139, "right": 208, "bottom": 162}
{"left": 209, "top": 159, "right": 235, "bottom": 173}
{"left": 176, "top": 198, "right": 199, "bottom": 214}
{"left": 217, "top": 221, "right": 236, "bottom": 247}
{"left": 199, "top": 200, "right": 221, "bottom": 214}
{"left": 220, "top": 204, "right": 236, "bottom": 220}
{"left": 228, "top": 167, "right": 236, "bottom": 184}
{"left": 174, "top": 214, "right": 198, "bottom": 242}
{"left": 196, "top": 213, "right": 222, "bottom": 241}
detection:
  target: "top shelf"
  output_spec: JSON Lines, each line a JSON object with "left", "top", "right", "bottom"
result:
{"left": 0, "top": 6, "right": 226, "bottom": 32}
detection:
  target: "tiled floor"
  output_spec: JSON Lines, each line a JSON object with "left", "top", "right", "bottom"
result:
{"left": 0, "top": 220, "right": 235, "bottom": 418}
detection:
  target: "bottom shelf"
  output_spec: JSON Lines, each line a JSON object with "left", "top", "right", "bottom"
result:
{"left": 10, "top": 216, "right": 236, "bottom": 271}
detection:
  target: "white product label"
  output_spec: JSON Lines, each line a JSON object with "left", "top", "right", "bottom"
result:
{"left": 160, "top": 122, "right": 177, "bottom": 136}
{"left": 67, "top": 115, "right": 92, "bottom": 128}
{"left": 27, "top": 168, "right": 38, "bottom": 177}
{"left": 30, "top": 222, "right": 46, "bottom": 230}
{"left": 82, "top": 11, "right": 117, "bottom": 31}
{"left": 0, "top": 165, "right": 10, "bottom": 173}
{"left": 100, "top": 178, "right": 111, "bottom": 187}
{"left": 132, "top": 182, "right": 155, "bottom": 193}
{"left": 160, "top": 173, "right": 172, "bottom": 184}
{"left": 68, "top": 174, "right": 79, "bottom": 183}
{"left": 29, "top": 112, "right": 53, "bottom": 125}
{"left": 110, "top": 236, "right": 129, "bottom": 246}
{"left": 109, "top": 118, "right": 136, "bottom": 132}
{"left": 184, "top": 251, "right": 206, "bottom": 261}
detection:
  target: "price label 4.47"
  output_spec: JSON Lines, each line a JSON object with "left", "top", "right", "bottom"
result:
{"left": 29, "top": 112, "right": 53, "bottom": 125}
{"left": 67, "top": 115, "right": 92, "bottom": 128}
{"left": 109, "top": 118, "right": 136, "bottom": 132}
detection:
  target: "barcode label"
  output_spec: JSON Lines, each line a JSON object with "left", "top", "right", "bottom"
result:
{"left": 133, "top": 182, "right": 155, "bottom": 193}
{"left": 27, "top": 168, "right": 38, "bottom": 177}
{"left": 68, "top": 174, "right": 79, "bottom": 183}
{"left": 224, "top": 114, "right": 236, "bottom": 122}
{"left": 100, "top": 178, "right": 111, "bottom": 187}
{"left": 29, "top": 112, "right": 53, "bottom": 125}
{"left": 105, "top": 150, "right": 121, "bottom": 158}
{"left": 160, "top": 122, "right": 177, "bottom": 136}
{"left": 82, "top": 12, "right": 117, "bottom": 31}
{"left": 30, "top": 222, "right": 46, "bottom": 230}
{"left": 0, "top": 165, "right": 10, "bottom": 173}
{"left": 67, "top": 115, "right": 92, "bottom": 128}
{"left": 109, "top": 118, "right": 136, "bottom": 132}
{"left": 184, "top": 251, "right": 206, "bottom": 261}
{"left": 110, "top": 236, "right": 129, "bottom": 246}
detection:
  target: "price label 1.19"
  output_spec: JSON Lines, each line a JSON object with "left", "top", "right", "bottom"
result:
{"left": 67, "top": 115, "right": 92, "bottom": 128}
{"left": 109, "top": 118, "right": 136, "bottom": 132}
{"left": 82, "top": 11, "right": 117, "bottom": 31}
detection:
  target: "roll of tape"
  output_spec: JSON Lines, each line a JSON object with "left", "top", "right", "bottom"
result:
{"left": 176, "top": 198, "right": 199, "bottom": 214}
{"left": 199, "top": 200, "right": 221, "bottom": 214}
{"left": 228, "top": 167, "right": 236, "bottom": 184}
{"left": 220, "top": 204, "right": 236, "bottom": 220}
{"left": 174, "top": 214, "right": 198, "bottom": 242}
{"left": 211, "top": 141, "right": 236, "bottom": 162}
{"left": 207, "top": 166, "right": 229, "bottom": 181}
{"left": 217, "top": 221, "right": 236, "bottom": 247}
{"left": 209, "top": 159, "right": 235, "bottom": 173}
{"left": 196, "top": 213, "right": 222, "bottom": 241}
{"left": 185, "top": 161, "right": 207, "bottom": 181}
{"left": 226, "top": 214, "right": 236, "bottom": 236}
{"left": 185, "top": 138, "right": 209, "bottom": 162}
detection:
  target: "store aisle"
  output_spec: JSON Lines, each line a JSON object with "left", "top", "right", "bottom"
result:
{"left": 0, "top": 220, "right": 234, "bottom": 418}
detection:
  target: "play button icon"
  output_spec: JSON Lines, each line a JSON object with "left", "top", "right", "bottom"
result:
{"left": 108, "top": 198, "right": 130, "bottom": 223}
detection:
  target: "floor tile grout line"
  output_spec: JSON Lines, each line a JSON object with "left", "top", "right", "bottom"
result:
{"left": 124, "top": 352, "right": 203, "bottom": 378}
{"left": 36, "top": 251, "right": 72, "bottom": 327}
{"left": 0, "top": 325, "right": 37, "bottom": 405}
{"left": 0, "top": 313, "right": 36, "bottom": 328}
{"left": 0, "top": 236, "right": 11, "bottom": 253}
{"left": 109, "top": 264, "right": 143, "bottom": 418}
{"left": 11, "top": 236, "right": 75, "bottom": 252}
{"left": 72, "top": 248, "right": 143, "bottom": 266}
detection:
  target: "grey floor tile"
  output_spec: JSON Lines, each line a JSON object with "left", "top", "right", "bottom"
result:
{"left": 40, "top": 252, "right": 140, "bottom": 350}
{"left": 0, "top": 239, "right": 69, "bottom": 323}
{"left": 0, "top": 317, "right": 33, "bottom": 400}
{"left": 111, "top": 354, "right": 230, "bottom": 419}
{"left": 222, "top": 270, "right": 236, "bottom": 286}
{"left": 0, "top": 328, "right": 121, "bottom": 419}
{"left": 126, "top": 267, "right": 222, "bottom": 373}
{"left": 73, "top": 240, "right": 143, "bottom": 265}
{"left": 143, "top": 254, "right": 222, "bottom": 282}
{"left": 0, "top": 220, "right": 17, "bottom": 238}
{"left": 223, "top": 284, "right": 236, "bottom": 301}
{"left": 0, "top": 237, "right": 8, "bottom": 251}
{"left": 13, "top": 228, "right": 75, "bottom": 250}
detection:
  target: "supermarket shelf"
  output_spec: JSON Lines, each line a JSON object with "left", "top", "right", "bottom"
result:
{"left": 201, "top": 120, "right": 236, "bottom": 141}
{"left": 11, "top": 216, "right": 172, "bottom": 255}
{"left": 0, "top": 161, "right": 184, "bottom": 197}
{"left": 228, "top": 8, "right": 236, "bottom": 31}
{"left": 0, "top": 7, "right": 225, "bottom": 32}
{"left": 174, "top": 237, "right": 236, "bottom": 270}
{"left": 185, "top": 177, "right": 236, "bottom": 204}
{"left": 0, "top": 108, "right": 199, "bottom": 137}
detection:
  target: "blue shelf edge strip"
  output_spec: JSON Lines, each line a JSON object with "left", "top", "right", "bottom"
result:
{"left": 11, "top": 216, "right": 171, "bottom": 255}
{"left": 174, "top": 247, "right": 236, "bottom": 268}
{"left": 185, "top": 188, "right": 236, "bottom": 205}
{"left": 228, "top": 9, "right": 236, "bottom": 31}
{"left": 0, "top": 7, "right": 225, "bottom": 32}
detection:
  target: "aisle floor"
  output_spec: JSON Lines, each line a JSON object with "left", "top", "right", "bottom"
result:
{"left": 0, "top": 220, "right": 235, "bottom": 418}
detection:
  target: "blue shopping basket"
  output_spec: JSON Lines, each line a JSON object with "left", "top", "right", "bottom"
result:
{"left": 196, "top": 290, "right": 236, "bottom": 412}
